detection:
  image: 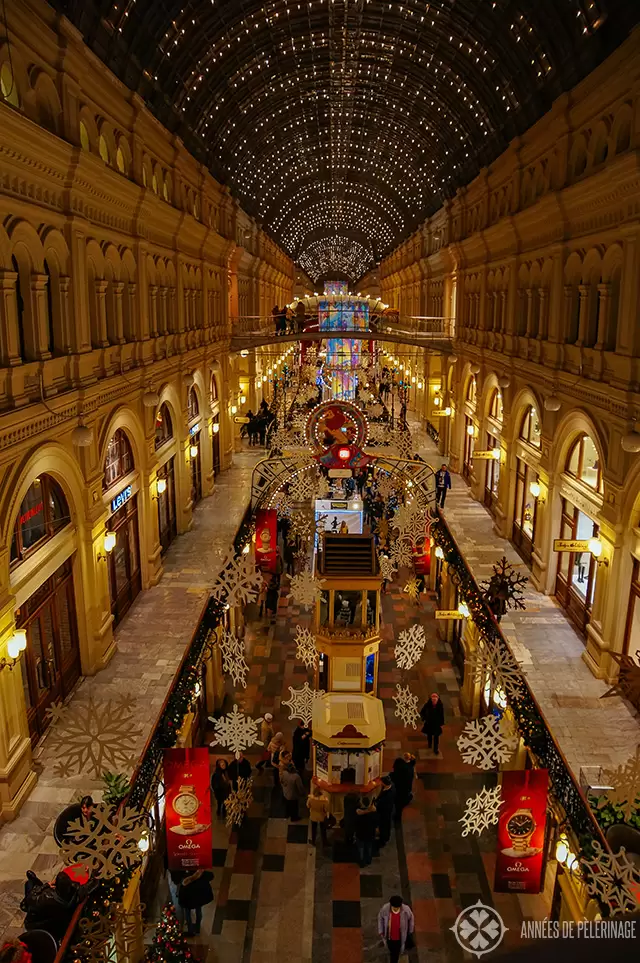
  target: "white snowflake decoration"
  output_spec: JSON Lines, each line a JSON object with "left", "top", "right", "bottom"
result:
{"left": 359, "top": 389, "right": 373, "bottom": 405}
{"left": 375, "top": 472, "right": 398, "bottom": 500}
{"left": 378, "top": 554, "right": 397, "bottom": 582}
{"left": 218, "top": 630, "right": 250, "bottom": 688}
{"left": 225, "top": 777, "right": 254, "bottom": 829}
{"left": 61, "top": 803, "right": 145, "bottom": 879}
{"left": 283, "top": 682, "right": 325, "bottom": 726}
{"left": 274, "top": 491, "right": 294, "bottom": 518}
{"left": 581, "top": 840, "right": 640, "bottom": 914}
{"left": 457, "top": 716, "right": 518, "bottom": 771}
{"left": 395, "top": 623, "right": 427, "bottom": 671}
{"left": 209, "top": 705, "right": 264, "bottom": 758}
{"left": 289, "top": 470, "right": 318, "bottom": 503}
{"left": 44, "top": 696, "right": 141, "bottom": 779}
{"left": 369, "top": 403, "right": 384, "bottom": 418}
{"left": 468, "top": 638, "right": 525, "bottom": 704}
{"left": 599, "top": 745, "right": 640, "bottom": 822}
{"left": 403, "top": 578, "right": 422, "bottom": 604}
{"left": 314, "top": 475, "right": 332, "bottom": 499}
{"left": 270, "top": 426, "right": 296, "bottom": 452}
{"left": 460, "top": 785, "right": 504, "bottom": 837}
{"left": 295, "top": 625, "right": 319, "bottom": 669}
{"left": 393, "top": 684, "right": 422, "bottom": 729}
{"left": 391, "top": 537, "right": 414, "bottom": 569}
{"left": 212, "top": 553, "right": 263, "bottom": 607}
{"left": 393, "top": 504, "right": 426, "bottom": 542}
{"left": 288, "top": 568, "right": 325, "bottom": 609}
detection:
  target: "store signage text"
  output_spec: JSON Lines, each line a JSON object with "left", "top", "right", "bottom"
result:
{"left": 553, "top": 539, "right": 591, "bottom": 553}
{"left": 435, "top": 610, "right": 465, "bottom": 620}
{"left": 234, "top": 416, "right": 250, "bottom": 424}
{"left": 111, "top": 485, "right": 132, "bottom": 514}
{"left": 328, "top": 469, "right": 352, "bottom": 478}
{"left": 20, "top": 501, "right": 44, "bottom": 527}
{"left": 472, "top": 450, "right": 498, "bottom": 460}
{"left": 189, "top": 423, "right": 200, "bottom": 436}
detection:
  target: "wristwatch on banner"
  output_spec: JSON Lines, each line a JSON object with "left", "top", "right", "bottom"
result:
{"left": 173, "top": 784, "right": 200, "bottom": 831}
{"left": 506, "top": 807, "right": 536, "bottom": 852}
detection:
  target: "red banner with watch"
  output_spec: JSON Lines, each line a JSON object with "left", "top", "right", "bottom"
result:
{"left": 494, "top": 768, "right": 549, "bottom": 894}
{"left": 164, "top": 747, "right": 213, "bottom": 871}
{"left": 254, "top": 508, "right": 278, "bottom": 573}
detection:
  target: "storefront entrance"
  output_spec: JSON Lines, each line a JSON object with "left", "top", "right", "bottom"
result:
{"left": 512, "top": 458, "right": 537, "bottom": 564}
{"left": 554, "top": 498, "right": 598, "bottom": 636}
{"left": 157, "top": 458, "right": 177, "bottom": 554}
{"left": 107, "top": 495, "right": 141, "bottom": 625}
{"left": 16, "top": 559, "right": 81, "bottom": 745}
{"left": 191, "top": 432, "right": 202, "bottom": 505}
{"left": 483, "top": 434, "right": 500, "bottom": 515}
{"left": 212, "top": 419, "right": 221, "bottom": 475}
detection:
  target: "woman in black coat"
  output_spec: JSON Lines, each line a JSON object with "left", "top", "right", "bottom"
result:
{"left": 178, "top": 869, "right": 214, "bottom": 936}
{"left": 420, "top": 692, "right": 445, "bottom": 755}
{"left": 390, "top": 753, "right": 416, "bottom": 820}
{"left": 211, "top": 759, "right": 232, "bottom": 817}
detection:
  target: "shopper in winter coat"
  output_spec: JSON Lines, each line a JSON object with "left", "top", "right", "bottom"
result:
{"left": 378, "top": 895, "right": 415, "bottom": 962}
{"left": 178, "top": 869, "right": 214, "bottom": 936}
{"left": 375, "top": 776, "right": 396, "bottom": 847}
{"left": 390, "top": 753, "right": 416, "bottom": 820}
{"left": 210, "top": 759, "right": 232, "bottom": 817}
{"left": 292, "top": 720, "right": 312, "bottom": 772}
{"left": 21, "top": 870, "right": 95, "bottom": 943}
{"left": 268, "top": 733, "right": 286, "bottom": 786}
{"left": 355, "top": 796, "right": 378, "bottom": 868}
{"left": 228, "top": 752, "right": 251, "bottom": 789}
{"left": 420, "top": 692, "right": 445, "bottom": 755}
{"left": 342, "top": 791, "right": 360, "bottom": 845}
{"left": 256, "top": 713, "right": 274, "bottom": 771}
{"left": 280, "top": 764, "right": 305, "bottom": 821}
{"left": 307, "top": 786, "right": 330, "bottom": 845}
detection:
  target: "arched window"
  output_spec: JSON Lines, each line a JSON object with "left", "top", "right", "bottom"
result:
{"left": 466, "top": 377, "right": 476, "bottom": 408}
{"left": 520, "top": 406, "right": 541, "bottom": 448}
{"left": 566, "top": 433, "right": 602, "bottom": 491}
{"left": 11, "top": 475, "right": 71, "bottom": 565}
{"left": 98, "top": 134, "right": 110, "bottom": 165}
{"left": 489, "top": 388, "right": 503, "bottom": 423}
{"left": 79, "top": 120, "right": 90, "bottom": 152}
{"left": 210, "top": 373, "right": 218, "bottom": 405}
{"left": 187, "top": 386, "right": 199, "bottom": 422}
{"left": 155, "top": 403, "right": 173, "bottom": 450}
{"left": 103, "top": 429, "right": 134, "bottom": 491}
{"left": 116, "top": 146, "right": 126, "bottom": 173}
{"left": 11, "top": 255, "right": 26, "bottom": 360}
{"left": 1, "top": 61, "right": 19, "bottom": 108}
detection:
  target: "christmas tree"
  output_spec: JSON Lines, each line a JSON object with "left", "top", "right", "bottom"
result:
{"left": 147, "top": 903, "right": 193, "bottom": 963}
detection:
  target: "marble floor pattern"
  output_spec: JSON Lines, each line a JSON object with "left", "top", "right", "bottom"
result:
{"left": 414, "top": 426, "right": 639, "bottom": 778}
{"left": 0, "top": 450, "right": 262, "bottom": 942}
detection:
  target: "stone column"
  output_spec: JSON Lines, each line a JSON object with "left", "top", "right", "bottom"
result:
{"left": 112, "top": 281, "right": 125, "bottom": 344}
{"left": 148, "top": 285, "right": 158, "bottom": 338}
{"left": 524, "top": 289, "right": 534, "bottom": 338}
{"left": 58, "top": 276, "right": 73, "bottom": 353}
{"left": 94, "top": 280, "right": 109, "bottom": 347}
{"left": 594, "top": 283, "right": 611, "bottom": 351}
{"left": 576, "top": 284, "right": 590, "bottom": 346}
{"left": 126, "top": 282, "right": 137, "bottom": 341}
{"left": 0, "top": 271, "right": 23, "bottom": 365}
{"left": 29, "top": 274, "right": 52, "bottom": 359}
{"left": 460, "top": 618, "right": 482, "bottom": 718}
{"left": 536, "top": 289, "right": 548, "bottom": 341}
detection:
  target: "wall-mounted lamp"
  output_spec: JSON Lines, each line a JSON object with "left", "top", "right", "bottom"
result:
{"left": 491, "top": 448, "right": 501, "bottom": 461}
{"left": 435, "top": 546, "right": 444, "bottom": 560}
{"left": 240, "top": 395, "right": 247, "bottom": 405}
{"left": 434, "top": 395, "right": 441, "bottom": 406}
{"left": 458, "top": 601, "right": 470, "bottom": 618}
{"left": 97, "top": 531, "right": 116, "bottom": 561}
{"left": 444, "top": 406, "right": 452, "bottom": 416}
{"left": 529, "top": 481, "right": 544, "bottom": 502}
{"left": 466, "top": 424, "right": 475, "bottom": 437}
{"left": 230, "top": 405, "right": 238, "bottom": 415}
{"left": 190, "top": 444, "right": 199, "bottom": 459}
{"left": 0, "top": 629, "right": 27, "bottom": 672}
{"left": 137, "top": 832, "right": 150, "bottom": 853}
{"left": 212, "top": 423, "right": 220, "bottom": 434}
{"left": 417, "top": 381, "right": 424, "bottom": 390}
{"left": 588, "top": 537, "right": 609, "bottom": 566}
{"left": 242, "top": 543, "right": 251, "bottom": 555}
{"left": 154, "top": 477, "right": 167, "bottom": 500}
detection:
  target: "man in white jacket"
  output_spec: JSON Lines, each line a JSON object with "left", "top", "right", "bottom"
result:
{"left": 378, "top": 895, "right": 415, "bottom": 961}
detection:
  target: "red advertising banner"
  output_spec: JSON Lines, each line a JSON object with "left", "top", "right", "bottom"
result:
{"left": 255, "top": 508, "right": 278, "bottom": 573}
{"left": 164, "top": 747, "right": 213, "bottom": 871}
{"left": 413, "top": 529, "right": 431, "bottom": 575}
{"left": 494, "top": 769, "right": 549, "bottom": 894}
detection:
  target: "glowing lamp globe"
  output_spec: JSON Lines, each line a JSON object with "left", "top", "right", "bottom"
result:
{"left": 338, "top": 447, "right": 351, "bottom": 461}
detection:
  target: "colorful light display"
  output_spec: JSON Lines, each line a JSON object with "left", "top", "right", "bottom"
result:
{"left": 319, "top": 283, "right": 369, "bottom": 400}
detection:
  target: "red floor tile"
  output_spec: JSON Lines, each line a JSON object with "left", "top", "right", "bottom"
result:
{"left": 332, "top": 927, "right": 363, "bottom": 963}
{"left": 412, "top": 897, "right": 440, "bottom": 933}
{"left": 332, "top": 863, "right": 360, "bottom": 900}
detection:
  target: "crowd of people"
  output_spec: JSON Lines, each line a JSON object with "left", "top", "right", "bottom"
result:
{"left": 271, "top": 301, "right": 309, "bottom": 336}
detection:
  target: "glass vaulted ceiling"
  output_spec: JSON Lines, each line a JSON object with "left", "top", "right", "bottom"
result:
{"left": 57, "top": 0, "right": 636, "bottom": 283}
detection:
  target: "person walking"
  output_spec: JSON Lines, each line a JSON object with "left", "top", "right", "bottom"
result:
{"left": 292, "top": 720, "right": 312, "bottom": 773}
{"left": 228, "top": 751, "right": 251, "bottom": 789}
{"left": 178, "top": 869, "right": 214, "bottom": 937}
{"left": 268, "top": 732, "right": 286, "bottom": 785}
{"left": 265, "top": 574, "right": 280, "bottom": 618}
{"left": 307, "top": 785, "right": 330, "bottom": 846}
{"left": 420, "top": 692, "right": 445, "bottom": 755}
{"left": 378, "top": 895, "right": 415, "bottom": 963}
{"left": 375, "top": 776, "right": 396, "bottom": 848}
{"left": 280, "top": 763, "right": 305, "bottom": 821}
{"left": 435, "top": 463, "right": 452, "bottom": 508}
{"left": 272, "top": 305, "right": 280, "bottom": 337}
{"left": 283, "top": 539, "right": 295, "bottom": 576}
{"left": 355, "top": 796, "right": 378, "bottom": 867}
{"left": 256, "top": 713, "right": 274, "bottom": 771}
{"left": 390, "top": 753, "right": 416, "bottom": 820}
{"left": 210, "top": 759, "right": 232, "bottom": 817}
{"left": 295, "top": 300, "right": 306, "bottom": 333}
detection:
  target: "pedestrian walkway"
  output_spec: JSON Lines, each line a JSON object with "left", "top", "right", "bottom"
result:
{"left": 0, "top": 451, "right": 261, "bottom": 942}
{"left": 415, "top": 428, "right": 639, "bottom": 778}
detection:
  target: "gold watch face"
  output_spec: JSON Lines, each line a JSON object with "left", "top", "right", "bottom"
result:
{"left": 174, "top": 792, "right": 199, "bottom": 817}
{"left": 507, "top": 812, "right": 535, "bottom": 837}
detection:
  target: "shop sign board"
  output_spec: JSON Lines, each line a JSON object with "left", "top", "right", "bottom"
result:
{"left": 553, "top": 539, "right": 591, "bottom": 552}
{"left": 328, "top": 468, "right": 352, "bottom": 478}
{"left": 255, "top": 508, "right": 278, "bottom": 573}
{"left": 110, "top": 484, "right": 132, "bottom": 514}
{"left": 164, "top": 747, "right": 213, "bottom": 871}
{"left": 472, "top": 450, "right": 498, "bottom": 460}
{"left": 234, "top": 416, "right": 250, "bottom": 424}
{"left": 494, "top": 769, "right": 549, "bottom": 894}
{"left": 435, "top": 610, "right": 465, "bottom": 619}
{"left": 189, "top": 422, "right": 200, "bottom": 436}
{"left": 431, "top": 410, "right": 452, "bottom": 417}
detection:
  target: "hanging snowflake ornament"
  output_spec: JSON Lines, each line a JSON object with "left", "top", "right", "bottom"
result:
{"left": 392, "top": 684, "right": 422, "bottom": 729}
{"left": 283, "top": 682, "right": 325, "bottom": 726}
{"left": 288, "top": 508, "right": 316, "bottom": 544}
{"left": 72, "top": 901, "right": 146, "bottom": 963}
{"left": 395, "top": 623, "right": 427, "bottom": 671}
{"left": 211, "top": 553, "right": 263, "bottom": 607}
{"left": 294, "top": 625, "right": 319, "bottom": 669}
{"left": 314, "top": 474, "right": 332, "bottom": 499}
{"left": 359, "top": 389, "right": 373, "bottom": 405}
{"left": 61, "top": 803, "right": 146, "bottom": 879}
{"left": 288, "top": 568, "right": 325, "bottom": 609}
{"left": 598, "top": 745, "right": 640, "bottom": 822}
{"left": 274, "top": 491, "right": 294, "bottom": 518}
{"left": 403, "top": 577, "right": 422, "bottom": 604}
{"left": 468, "top": 637, "right": 525, "bottom": 704}
{"left": 225, "top": 777, "right": 254, "bottom": 830}
{"left": 378, "top": 554, "right": 397, "bottom": 582}
{"left": 457, "top": 716, "right": 518, "bottom": 771}
{"left": 289, "top": 470, "right": 318, "bottom": 503}
{"left": 580, "top": 840, "right": 640, "bottom": 915}
{"left": 43, "top": 696, "right": 142, "bottom": 779}
{"left": 218, "top": 630, "right": 250, "bottom": 689}
{"left": 369, "top": 402, "right": 384, "bottom": 419}
{"left": 395, "top": 430, "right": 414, "bottom": 459}
{"left": 390, "top": 537, "right": 414, "bottom": 569}
{"left": 269, "top": 425, "right": 296, "bottom": 452}
{"left": 209, "top": 705, "right": 264, "bottom": 758}
{"left": 393, "top": 503, "right": 426, "bottom": 543}
{"left": 460, "top": 785, "right": 504, "bottom": 837}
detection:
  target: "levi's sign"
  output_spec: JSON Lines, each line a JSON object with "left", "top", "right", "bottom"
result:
{"left": 110, "top": 484, "right": 132, "bottom": 514}
{"left": 553, "top": 539, "right": 591, "bottom": 553}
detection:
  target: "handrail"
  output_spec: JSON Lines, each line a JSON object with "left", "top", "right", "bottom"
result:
{"left": 432, "top": 509, "right": 607, "bottom": 851}
{"left": 52, "top": 904, "right": 85, "bottom": 963}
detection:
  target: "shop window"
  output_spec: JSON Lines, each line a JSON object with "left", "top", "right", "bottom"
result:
{"left": 11, "top": 255, "right": 27, "bottom": 360}
{"left": 210, "top": 373, "right": 218, "bottom": 404}
{"left": 519, "top": 405, "right": 541, "bottom": 448}
{"left": 466, "top": 376, "right": 477, "bottom": 408}
{"left": 623, "top": 559, "right": 640, "bottom": 657}
{"left": 554, "top": 498, "right": 598, "bottom": 636}
{"left": 11, "top": 475, "right": 71, "bottom": 566}
{"left": 103, "top": 429, "right": 134, "bottom": 491}
{"left": 187, "top": 386, "right": 200, "bottom": 422}
{"left": 512, "top": 458, "right": 538, "bottom": 564}
{"left": 154, "top": 403, "right": 173, "bottom": 450}
{"left": 566, "top": 433, "right": 602, "bottom": 491}
{"left": 1, "top": 62, "right": 19, "bottom": 108}
{"left": 463, "top": 416, "right": 474, "bottom": 482}
{"left": 116, "top": 146, "right": 126, "bottom": 173}
{"left": 489, "top": 388, "right": 503, "bottom": 423}
{"left": 484, "top": 434, "right": 500, "bottom": 514}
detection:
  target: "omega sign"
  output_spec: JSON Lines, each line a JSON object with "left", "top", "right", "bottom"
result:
{"left": 110, "top": 484, "right": 132, "bottom": 514}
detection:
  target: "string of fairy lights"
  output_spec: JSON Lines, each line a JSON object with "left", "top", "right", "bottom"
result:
{"left": 98, "top": 0, "right": 609, "bottom": 281}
